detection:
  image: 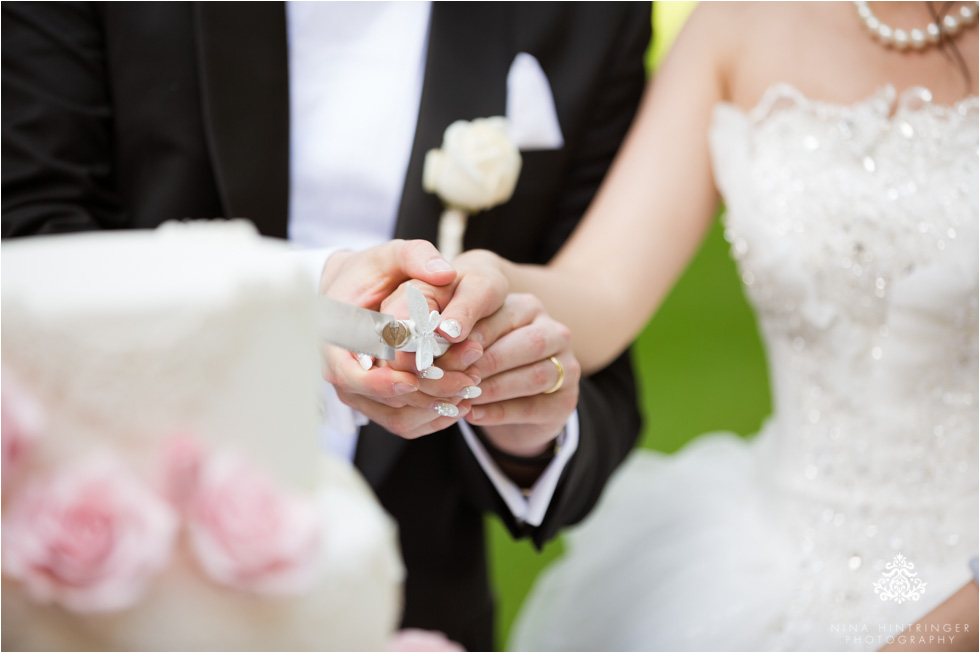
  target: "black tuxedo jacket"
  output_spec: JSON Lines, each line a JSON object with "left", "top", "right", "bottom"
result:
{"left": 2, "top": 2, "right": 650, "bottom": 649}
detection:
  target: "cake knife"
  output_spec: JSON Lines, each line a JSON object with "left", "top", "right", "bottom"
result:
{"left": 315, "top": 295, "right": 413, "bottom": 360}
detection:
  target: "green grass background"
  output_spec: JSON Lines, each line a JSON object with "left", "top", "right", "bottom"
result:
{"left": 487, "top": 4, "right": 773, "bottom": 648}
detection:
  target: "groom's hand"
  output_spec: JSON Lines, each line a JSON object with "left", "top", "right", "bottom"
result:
{"left": 325, "top": 249, "right": 509, "bottom": 438}
{"left": 460, "top": 294, "right": 581, "bottom": 457}
{"left": 425, "top": 253, "right": 582, "bottom": 469}
{"left": 318, "top": 239, "right": 456, "bottom": 305}
{"left": 372, "top": 271, "right": 580, "bottom": 470}
{"left": 319, "top": 239, "right": 461, "bottom": 415}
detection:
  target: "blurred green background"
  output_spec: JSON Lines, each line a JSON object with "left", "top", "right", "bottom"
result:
{"left": 487, "top": 3, "right": 773, "bottom": 648}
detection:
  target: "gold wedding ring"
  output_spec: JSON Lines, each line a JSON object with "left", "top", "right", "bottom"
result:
{"left": 543, "top": 356, "right": 564, "bottom": 394}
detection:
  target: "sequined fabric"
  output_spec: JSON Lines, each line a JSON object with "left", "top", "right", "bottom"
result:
{"left": 711, "top": 84, "right": 979, "bottom": 647}
{"left": 512, "top": 85, "right": 978, "bottom": 653}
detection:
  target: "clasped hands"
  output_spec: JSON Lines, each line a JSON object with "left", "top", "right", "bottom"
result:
{"left": 319, "top": 239, "right": 580, "bottom": 465}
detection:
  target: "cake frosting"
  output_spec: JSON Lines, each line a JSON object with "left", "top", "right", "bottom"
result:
{"left": 1, "top": 221, "right": 404, "bottom": 651}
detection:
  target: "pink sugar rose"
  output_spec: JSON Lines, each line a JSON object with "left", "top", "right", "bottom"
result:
{"left": 186, "top": 451, "right": 322, "bottom": 596}
{"left": 389, "top": 629, "right": 466, "bottom": 652}
{"left": 1, "top": 454, "right": 178, "bottom": 613}
{"left": 2, "top": 371, "right": 45, "bottom": 488}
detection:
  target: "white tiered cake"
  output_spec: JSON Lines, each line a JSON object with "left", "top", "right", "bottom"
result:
{"left": 1, "top": 221, "right": 404, "bottom": 651}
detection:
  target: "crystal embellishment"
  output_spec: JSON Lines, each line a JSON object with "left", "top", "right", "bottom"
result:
{"left": 708, "top": 82, "right": 977, "bottom": 634}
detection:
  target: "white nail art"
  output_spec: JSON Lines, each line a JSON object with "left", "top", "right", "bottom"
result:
{"left": 356, "top": 353, "right": 374, "bottom": 371}
{"left": 440, "top": 319, "right": 462, "bottom": 339}
{"left": 432, "top": 402, "right": 459, "bottom": 418}
{"left": 421, "top": 366, "right": 445, "bottom": 380}
{"left": 458, "top": 386, "right": 482, "bottom": 399}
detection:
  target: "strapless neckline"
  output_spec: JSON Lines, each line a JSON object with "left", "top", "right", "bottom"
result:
{"left": 715, "top": 82, "right": 979, "bottom": 125}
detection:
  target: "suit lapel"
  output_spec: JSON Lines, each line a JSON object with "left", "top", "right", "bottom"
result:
{"left": 194, "top": 2, "right": 290, "bottom": 238}
{"left": 394, "top": 3, "right": 511, "bottom": 242}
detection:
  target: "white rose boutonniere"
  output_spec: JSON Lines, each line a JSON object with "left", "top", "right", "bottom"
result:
{"left": 423, "top": 117, "right": 522, "bottom": 260}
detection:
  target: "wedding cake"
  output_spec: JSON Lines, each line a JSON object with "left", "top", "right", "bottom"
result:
{"left": 1, "top": 221, "right": 404, "bottom": 651}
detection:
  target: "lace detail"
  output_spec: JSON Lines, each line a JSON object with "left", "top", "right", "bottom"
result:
{"left": 710, "top": 84, "right": 978, "bottom": 646}
{"left": 512, "top": 84, "right": 978, "bottom": 653}
{"left": 743, "top": 83, "right": 979, "bottom": 122}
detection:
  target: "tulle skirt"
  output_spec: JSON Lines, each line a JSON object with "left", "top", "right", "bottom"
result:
{"left": 510, "top": 430, "right": 972, "bottom": 651}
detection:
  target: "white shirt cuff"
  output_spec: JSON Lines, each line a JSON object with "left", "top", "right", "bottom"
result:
{"left": 317, "top": 380, "right": 368, "bottom": 462}
{"left": 457, "top": 411, "right": 580, "bottom": 527}
{"left": 291, "top": 246, "right": 343, "bottom": 292}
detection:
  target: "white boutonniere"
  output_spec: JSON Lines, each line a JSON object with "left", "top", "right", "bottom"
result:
{"left": 423, "top": 117, "right": 522, "bottom": 260}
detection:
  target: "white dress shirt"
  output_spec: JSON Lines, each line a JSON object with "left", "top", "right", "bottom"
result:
{"left": 285, "top": 1, "right": 577, "bottom": 526}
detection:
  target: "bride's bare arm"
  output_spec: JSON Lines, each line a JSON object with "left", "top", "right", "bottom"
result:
{"left": 879, "top": 579, "right": 978, "bottom": 652}
{"left": 456, "top": 6, "right": 733, "bottom": 373}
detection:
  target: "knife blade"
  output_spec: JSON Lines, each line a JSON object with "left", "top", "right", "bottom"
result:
{"left": 315, "top": 295, "right": 400, "bottom": 360}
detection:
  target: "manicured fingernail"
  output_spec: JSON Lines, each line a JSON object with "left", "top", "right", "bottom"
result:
{"left": 469, "top": 406, "right": 485, "bottom": 421}
{"left": 426, "top": 257, "right": 454, "bottom": 273}
{"left": 458, "top": 386, "right": 482, "bottom": 399}
{"left": 394, "top": 382, "right": 418, "bottom": 394}
{"left": 421, "top": 366, "right": 444, "bottom": 380}
{"left": 469, "top": 330, "right": 484, "bottom": 347}
{"left": 356, "top": 353, "right": 374, "bottom": 371}
{"left": 467, "top": 373, "right": 482, "bottom": 386}
{"left": 431, "top": 402, "right": 459, "bottom": 418}
{"left": 461, "top": 349, "right": 482, "bottom": 368}
{"left": 440, "top": 319, "right": 462, "bottom": 339}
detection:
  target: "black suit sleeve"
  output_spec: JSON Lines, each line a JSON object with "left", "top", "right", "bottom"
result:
{"left": 2, "top": 2, "right": 126, "bottom": 237}
{"left": 454, "top": 2, "right": 651, "bottom": 547}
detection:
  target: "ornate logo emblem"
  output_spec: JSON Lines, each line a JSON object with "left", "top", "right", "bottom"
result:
{"left": 873, "top": 554, "right": 927, "bottom": 603}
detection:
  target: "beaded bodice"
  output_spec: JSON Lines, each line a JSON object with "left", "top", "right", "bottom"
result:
{"left": 709, "top": 84, "right": 978, "bottom": 641}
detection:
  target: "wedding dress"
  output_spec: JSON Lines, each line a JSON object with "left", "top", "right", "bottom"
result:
{"left": 511, "top": 84, "right": 979, "bottom": 652}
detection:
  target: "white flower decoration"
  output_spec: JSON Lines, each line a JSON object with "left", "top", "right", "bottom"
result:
{"left": 406, "top": 285, "right": 442, "bottom": 372}
{"left": 423, "top": 117, "right": 522, "bottom": 260}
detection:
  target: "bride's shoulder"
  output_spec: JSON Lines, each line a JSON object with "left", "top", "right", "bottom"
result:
{"left": 677, "top": 2, "right": 749, "bottom": 46}
{"left": 674, "top": 3, "right": 789, "bottom": 80}
{"left": 697, "top": 3, "right": 841, "bottom": 109}
{"left": 666, "top": 3, "right": 747, "bottom": 72}
{"left": 694, "top": 1, "right": 822, "bottom": 30}
{"left": 684, "top": 2, "right": 786, "bottom": 40}
{"left": 691, "top": 3, "right": 826, "bottom": 57}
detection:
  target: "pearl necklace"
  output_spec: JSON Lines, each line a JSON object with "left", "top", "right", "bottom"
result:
{"left": 854, "top": 1, "right": 979, "bottom": 49}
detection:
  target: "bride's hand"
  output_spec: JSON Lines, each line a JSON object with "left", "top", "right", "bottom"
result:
{"left": 375, "top": 250, "right": 510, "bottom": 348}
{"left": 373, "top": 260, "right": 508, "bottom": 398}
{"left": 387, "top": 288, "right": 580, "bottom": 486}
{"left": 463, "top": 293, "right": 581, "bottom": 457}
{"left": 325, "top": 257, "right": 509, "bottom": 439}
{"left": 436, "top": 249, "right": 511, "bottom": 340}
{"left": 319, "top": 239, "right": 461, "bottom": 418}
